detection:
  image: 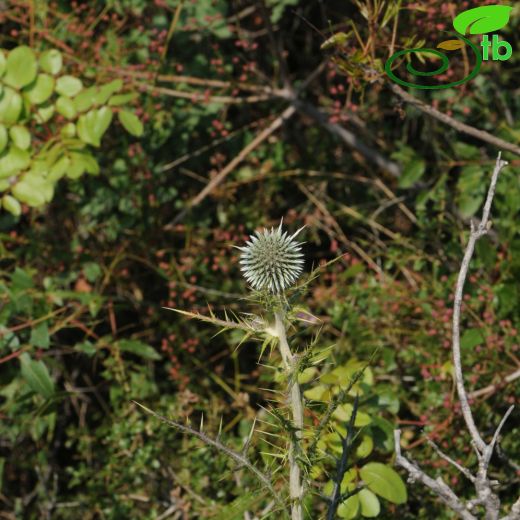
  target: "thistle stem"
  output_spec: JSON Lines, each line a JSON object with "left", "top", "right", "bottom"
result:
{"left": 274, "top": 310, "right": 304, "bottom": 520}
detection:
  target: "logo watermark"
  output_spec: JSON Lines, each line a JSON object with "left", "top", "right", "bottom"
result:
{"left": 385, "top": 5, "right": 513, "bottom": 90}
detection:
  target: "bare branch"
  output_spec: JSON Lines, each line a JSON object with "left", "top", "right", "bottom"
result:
{"left": 394, "top": 154, "right": 517, "bottom": 520}
{"left": 394, "top": 430, "right": 477, "bottom": 520}
{"left": 425, "top": 437, "right": 475, "bottom": 483}
{"left": 388, "top": 84, "right": 520, "bottom": 157}
{"left": 452, "top": 153, "right": 508, "bottom": 454}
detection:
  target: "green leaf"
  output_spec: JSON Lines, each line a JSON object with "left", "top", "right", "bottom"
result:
{"left": 359, "top": 463, "right": 407, "bottom": 504}
{"left": 11, "top": 267, "right": 34, "bottom": 290}
{"left": 356, "top": 435, "right": 374, "bottom": 458}
{"left": 73, "top": 86, "right": 97, "bottom": 112}
{"left": 0, "top": 146, "right": 31, "bottom": 178}
{"left": 12, "top": 179, "right": 46, "bottom": 207}
{"left": 74, "top": 341, "right": 97, "bottom": 357}
{"left": 0, "top": 87, "right": 23, "bottom": 125}
{"left": 61, "top": 122, "right": 76, "bottom": 138}
{"left": 77, "top": 107, "right": 113, "bottom": 147}
{"left": 303, "top": 384, "right": 328, "bottom": 401}
{"left": 118, "top": 109, "right": 143, "bottom": 136}
{"left": 398, "top": 159, "right": 425, "bottom": 188}
{"left": 55, "top": 96, "right": 77, "bottom": 119}
{"left": 456, "top": 165, "right": 485, "bottom": 218}
{"left": 19, "top": 353, "right": 55, "bottom": 398}
{"left": 55, "top": 75, "right": 83, "bottom": 97}
{"left": 359, "top": 489, "right": 380, "bottom": 517}
{"left": 453, "top": 142, "right": 480, "bottom": 160}
{"left": 35, "top": 103, "right": 55, "bottom": 124}
{"left": 461, "top": 328, "right": 484, "bottom": 349}
{"left": 333, "top": 403, "right": 372, "bottom": 427}
{"left": 369, "top": 417, "right": 395, "bottom": 452}
{"left": 30, "top": 321, "right": 50, "bottom": 349}
{"left": 2, "top": 194, "right": 21, "bottom": 216}
{"left": 337, "top": 494, "right": 360, "bottom": 519}
{"left": 4, "top": 46, "right": 38, "bottom": 89}
{"left": 0, "top": 125, "right": 7, "bottom": 153}
{"left": 321, "top": 31, "right": 351, "bottom": 50}
{"left": 108, "top": 92, "right": 139, "bottom": 106}
{"left": 453, "top": 5, "right": 512, "bottom": 35}
{"left": 48, "top": 155, "right": 70, "bottom": 181}
{"left": 118, "top": 339, "right": 161, "bottom": 360}
{"left": 297, "top": 367, "right": 317, "bottom": 384}
{"left": 39, "top": 49, "right": 62, "bottom": 75}
{"left": 9, "top": 125, "right": 31, "bottom": 150}
{"left": 24, "top": 73, "right": 55, "bottom": 105}
{"left": 93, "top": 79, "right": 123, "bottom": 105}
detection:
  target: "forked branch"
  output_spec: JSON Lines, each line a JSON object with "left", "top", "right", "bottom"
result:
{"left": 394, "top": 153, "right": 518, "bottom": 519}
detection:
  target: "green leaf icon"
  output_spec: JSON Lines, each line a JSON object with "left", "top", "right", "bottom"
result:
{"left": 453, "top": 5, "right": 512, "bottom": 35}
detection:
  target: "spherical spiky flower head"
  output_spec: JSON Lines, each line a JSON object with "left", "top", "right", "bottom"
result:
{"left": 237, "top": 222, "right": 304, "bottom": 293}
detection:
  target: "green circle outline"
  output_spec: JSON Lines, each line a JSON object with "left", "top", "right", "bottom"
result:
{"left": 384, "top": 35, "right": 482, "bottom": 90}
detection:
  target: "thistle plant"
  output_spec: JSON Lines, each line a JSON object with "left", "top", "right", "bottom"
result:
{"left": 134, "top": 220, "right": 405, "bottom": 519}
{"left": 237, "top": 222, "right": 305, "bottom": 293}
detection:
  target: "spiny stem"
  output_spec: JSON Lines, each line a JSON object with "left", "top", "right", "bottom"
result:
{"left": 274, "top": 310, "right": 304, "bottom": 520}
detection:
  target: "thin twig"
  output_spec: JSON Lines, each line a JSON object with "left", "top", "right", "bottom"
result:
{"left": 170, "top": 105, "right": 296, "bottom": 225}
{"left": 468, "top": 368, "right": 520, "bottom": 400}
{"left": 388, "top": 84, "right": 520, "bottom": 157}
{"left": 425, "top": 437, "right": 475, "bottom": 483}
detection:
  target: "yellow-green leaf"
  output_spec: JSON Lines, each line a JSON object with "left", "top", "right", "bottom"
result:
{"left": 35, "top": 103, "right": 55, "bottom": 124}
{"left": 94, "top": 79, "right": 123, "bottom": 105}
{"left": 61, "top": 122, "right": 76, "bottom": 138}
{"left": 4, "top": 46, "right": 38, "bottom": 89}
{"left": 359, "top": 489, "right": 380, "bottom": 517}
{"left": 297, "top": 367, "right": 317, "bottom": 384}
{"left": 48, "top": 155, "right": 70, "bottom": 181}
{"left": 108, "top": 92, "right": 139, "bottom": 106}
{"left": 437, "top": 40, "right": 465, "bottom": 51}
{"left": 0, "top": 146, "right": 30, "bottom": 178}
{"left": 24, "top": 73, "right": 55, "bottom": 104}
{"left": 0, "top": 87, "right": 23, "bottom": 125}
{"left": 77, "top": 107, "right": 113, "bottom": 147}
{"left": 39, "top": 49, "right": 62, "bottom": 75}
{"left": 359, "top": 463, "right": 407, "bottom": 504}
{"left": 12, "top": 180, "right": 45, "bottom": 207}
{"left": 55, "top": 75, "right": 83, "bottom": 97}
{"left": 73, "top": 86, "right": 97, "bottom": 112}
{"left": 118, "top": 109, "right": 143, "bottom": 137}
{"left": 337, "top": 494, "right": 359, "bottom": 519}
{"left": 56, "top": 96, "right": 77, "bottom": 119}
{"left": 9, "top": 125, "right": 31, "bottom": 150}
{"left": 2, "top": 194, "right": 21, "bottom": 216}
{"left": 304, "top": 384, "right": 328, "bottom": 401}
{"left": 356, "top": 435, "right": 374, "bottom": 458}
{"left": 333, "top": 403, "right": 372, "bottom": 426}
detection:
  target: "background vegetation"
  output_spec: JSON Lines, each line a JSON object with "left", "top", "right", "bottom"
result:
{"left": 0, "top": 0, "right": 518, "bottom": 518}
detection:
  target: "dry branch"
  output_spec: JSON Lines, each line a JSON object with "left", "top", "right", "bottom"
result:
{"left": 394, "top": 153, "right": 518, "bottom": 519}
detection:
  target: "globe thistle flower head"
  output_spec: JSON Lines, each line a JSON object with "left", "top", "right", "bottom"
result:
{"left": 238, "top": 222, "right": 304, "bottom": 293}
